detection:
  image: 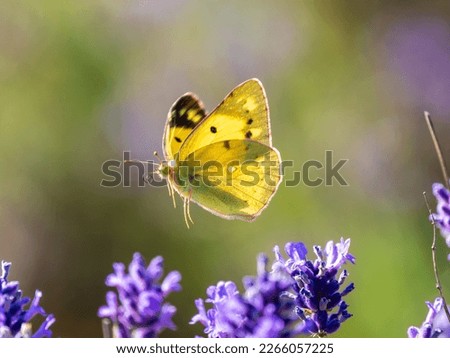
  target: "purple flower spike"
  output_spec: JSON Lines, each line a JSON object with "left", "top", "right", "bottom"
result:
{"left": 408, "top": 297, "right": 450, "bottom": 338}
{"left": 276, "top": 238, "right": 355, "bottom": 337}
{"left": 98, "top": 253, "right": 181, "bottom": 338}
{"left": 431, "top": 183, "right": 450, "bottom": 257}
{"left": 0, "top": 261, "right": 55, "bottom": 338}
{"left": 191, "top": 253, "right": 300, "bottom": 338}
{"left": 191, "top": 240, "right": 355, "bottom": 338}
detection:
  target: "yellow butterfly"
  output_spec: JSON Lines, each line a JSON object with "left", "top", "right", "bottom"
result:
{"left": 157, "top": 79, "right": 282, "bottom": 227}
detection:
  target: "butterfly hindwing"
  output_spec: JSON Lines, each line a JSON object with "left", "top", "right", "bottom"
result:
{"left": 163, "top": 93, "right": 206, "bottom": 160}
{"left": 180, "top": 139, "right": 282, "bottom": 221}
{"left": 178, "top": 79, "right": 271, "bottom": 160}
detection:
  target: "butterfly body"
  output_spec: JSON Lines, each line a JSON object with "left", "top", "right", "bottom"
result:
{"left": 158, "top": 79, "right": 282, "bottom": 226}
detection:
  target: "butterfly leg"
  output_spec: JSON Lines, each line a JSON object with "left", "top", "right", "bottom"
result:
{"left": 166, "top": 180, "right": 177, "bottom": 208}
{"left": 186, "top": 191, "right": 194, "bottom": 225}
{"left": 183, "top": 197, "right": 191, "bottom": 229}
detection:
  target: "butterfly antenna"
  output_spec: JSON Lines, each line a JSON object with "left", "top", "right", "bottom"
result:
{"left": 153, "top": 151, "right": 162, "bottom": 163}
{"left": 124, "top": 159, "right": 157, "bottom": 184}
{"left": 123, "top": 159, "right": 154, "bottom": 165}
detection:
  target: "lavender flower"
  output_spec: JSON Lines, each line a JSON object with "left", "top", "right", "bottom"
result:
{"left": 408, "top": 297, "right": 450, "bottom": 338}
{"left": 191, "top": 253, "right": 300, "bottom": 338}
{"left": 191, "top": 239, "right": 355, "bottom": 338}
{"left": 98, "top": 253, "right": 181, "bottom": 338}
{"left": 0, "top": 261, "right": 55, "bottom": 338}
{"left": 274, "top": 238, "right": 355, "bottom": 336}
{"left": 431, "top": 183, "right": 450, "bottom": 255}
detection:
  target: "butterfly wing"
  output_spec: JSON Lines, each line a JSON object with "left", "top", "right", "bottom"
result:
{"left": 181, "top": 139, "right": 282, "bottom": 221}
{"left": 163, "top": 93, "right": 207, "bottom": 160}
{"left": 178, "top": 79, "right": 271, "bottom": 161}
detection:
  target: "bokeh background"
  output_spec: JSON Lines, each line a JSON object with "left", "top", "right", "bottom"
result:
{"left": 1, "top": 0, "right": 449, "bottom": 338}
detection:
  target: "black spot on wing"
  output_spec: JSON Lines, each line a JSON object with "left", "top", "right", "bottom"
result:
{"left": 175, "top": 137, "right": 182, "bottom": 143}
{"left": 188, "top": 174, "right": 201, "bottom": 186}
{"left": 169, "top": 95, "right": 205, "bottom": 128}
{"left": 247, "top": 118, "right": 253, "bottom": 125}
{"left": 210, "top": 126, "right": 217, "bottom": 133}
{"left": 245, "top": 130, "right": 252, "bottom": 138}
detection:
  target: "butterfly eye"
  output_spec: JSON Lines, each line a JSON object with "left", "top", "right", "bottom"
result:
{"left": 168, "top": 160, "right": 176, "bottom": 168}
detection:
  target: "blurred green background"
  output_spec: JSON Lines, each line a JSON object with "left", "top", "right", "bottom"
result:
{"left": 1, "top": 0, "right": 449, "bottom": 338}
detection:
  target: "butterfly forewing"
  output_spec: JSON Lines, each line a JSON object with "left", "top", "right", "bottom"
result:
{"left": 178, "top": 79, "right": 271, "bottom": 161}
{"left": 163, "top": 93, "right": 207, "bottom": 160}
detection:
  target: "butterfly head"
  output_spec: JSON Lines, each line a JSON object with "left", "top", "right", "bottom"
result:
{"left": 156, "top": 159, "right": 176, "bottom": 179}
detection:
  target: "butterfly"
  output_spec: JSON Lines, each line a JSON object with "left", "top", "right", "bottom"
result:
{"left": 156, "top": 78, "right": 282, "bottom": 227}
